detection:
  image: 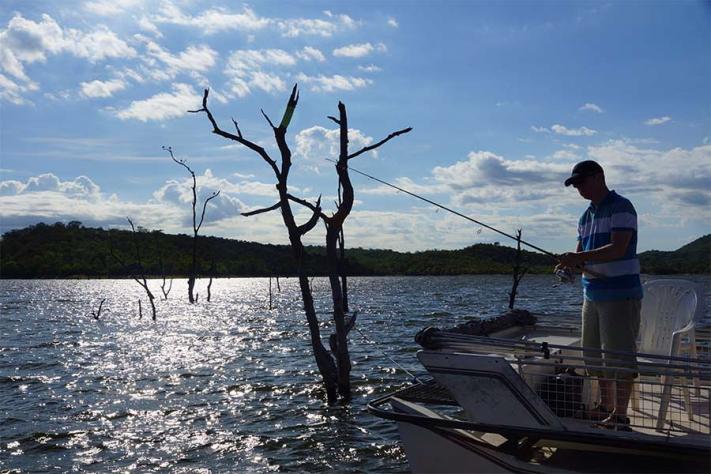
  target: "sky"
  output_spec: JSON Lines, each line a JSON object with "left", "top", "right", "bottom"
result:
{"left": 1, "top": 0, "right": 709, "bottom": 254}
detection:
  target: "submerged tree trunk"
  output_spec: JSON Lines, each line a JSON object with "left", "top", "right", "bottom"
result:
{"left": 159, "top": 250, "right": 173, "bottom": 300}
{"left": 508, "top": 229, "right": 528, "bottom": 310}
{"left": 327, "top": 224, "right": 351, "bottom": 400}
{"left": 268, "top": 276, "right": 273, "bottom": 310}
{"left": 188, "top": 234, "right": 197, "bottom": 303}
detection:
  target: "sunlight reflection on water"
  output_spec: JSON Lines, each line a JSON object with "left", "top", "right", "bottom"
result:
{"left": 1, "top": 275, "right": 708, "bottom": 471}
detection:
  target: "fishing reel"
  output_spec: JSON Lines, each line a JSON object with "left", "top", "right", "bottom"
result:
{"left": 554, "top": 267, "right": 576, "bottom": 284}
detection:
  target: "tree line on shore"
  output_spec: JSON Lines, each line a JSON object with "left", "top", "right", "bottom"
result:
{"left": 1, "top": 221, "right": 708, "bottom": 279}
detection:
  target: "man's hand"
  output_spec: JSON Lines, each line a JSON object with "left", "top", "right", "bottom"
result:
{"left": 558, "top": 252, "right": 583, "bottom": 268}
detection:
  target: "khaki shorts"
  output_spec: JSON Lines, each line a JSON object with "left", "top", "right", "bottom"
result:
{"left": 581, "top": 298, "right": 641, "bottom": 380}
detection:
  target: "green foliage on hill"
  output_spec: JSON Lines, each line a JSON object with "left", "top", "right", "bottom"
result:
{"left": 638, "top": 234, "right": 711, "bottom": 274}
{"left": 0, "top": 222, "right": 708, "bottom": 278}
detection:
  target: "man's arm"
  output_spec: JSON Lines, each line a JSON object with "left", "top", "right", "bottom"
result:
{"left": 559, "top": 230, "right": 633, "bottom": 267}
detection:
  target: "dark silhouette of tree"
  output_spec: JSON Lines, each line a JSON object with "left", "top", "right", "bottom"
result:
{"left": 163, "top": 146, "right": 220, "bottom": 304}
{"left": 191, "top": 85, "right": 410, "bottom": 403}
{"left": 321, "top": 100, "right": 411, "bottom": 399}
{"left": 158, "top": 249, "right": 173, "bottom": 300}
{"left": 91, "top": 298, "right": 105, "bottom": 320}
{"left": 108, "top": 217, "right": 157, "bottom": 320}
{"left": 206, "top": 256, "right": 215, "bottom": 302}
{"left": 508, "top": 228, "right": 528, "bottom": 309}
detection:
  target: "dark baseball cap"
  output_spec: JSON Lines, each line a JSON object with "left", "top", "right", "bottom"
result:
{"left": 564, "top": 160, "right": 604, "bottom": 186}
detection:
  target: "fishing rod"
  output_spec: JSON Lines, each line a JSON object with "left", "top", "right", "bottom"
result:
{"left": 327, "top": 158, "right": 558, "bottom": 259}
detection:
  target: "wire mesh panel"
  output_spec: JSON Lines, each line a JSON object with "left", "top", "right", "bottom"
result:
{"left": 517, "top": 359, "right": 711, "bottom": 435}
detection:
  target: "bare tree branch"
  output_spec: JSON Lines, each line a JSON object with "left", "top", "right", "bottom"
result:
{"left": 347, "top": 126, "right": 413, "bottom": 160}
{"left": 327, "top": 115, "right": 340, "bottom": 125}
{"left": 163, "top": 145, "right": 195, "bottom": 180}
{"left": 297, "top": 196, "right": 322, "bottom": 236}
{"left": 190, "top": 89, "right": 280, "bottom": 178}
{"left": 242, "top": 201, "right": 281, "bottom": 217}
{"left": 196, "top": 190, "right": 220, "bottom": 233}
{"left": 287, "top": 194, "right": 328, "bottom": 221}
{"left": 231, "top": 118, "right": 242, "bottom": 138}
{"left": 261, "top": 108, "right": 276, "bottom": 129}
{"left": 91, "top": 298, "right": 106, "bottom": 320}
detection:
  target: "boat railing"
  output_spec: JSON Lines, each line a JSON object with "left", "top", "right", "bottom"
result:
{"left": 414, "top": 331, "right": 710, "bottom": 434}
{"left": 418, "top": 329, "right": 711, "bottom": 374}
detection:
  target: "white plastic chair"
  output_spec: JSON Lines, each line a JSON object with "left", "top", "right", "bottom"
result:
{"left": 632, "top": 279, "right": 702, "bottom": 430}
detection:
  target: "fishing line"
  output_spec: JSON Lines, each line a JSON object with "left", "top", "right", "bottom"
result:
{"left": 325, "top": 158, "right": 557, "bottom": 259}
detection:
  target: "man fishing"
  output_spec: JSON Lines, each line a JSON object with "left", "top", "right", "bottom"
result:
{"left": 556, "top": 160, "right": 643, "bottom": 431}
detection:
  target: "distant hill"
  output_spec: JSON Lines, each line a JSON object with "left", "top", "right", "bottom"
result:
{"left": 0, "top": 222, "right": 708, "bottom": 278}
{"left": 638, "top": 234, "right": 711, "bottom": 274}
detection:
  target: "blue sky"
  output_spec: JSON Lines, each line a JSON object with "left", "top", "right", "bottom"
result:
{"left": 1, "top": 0, "right": 709, "bottom": 253}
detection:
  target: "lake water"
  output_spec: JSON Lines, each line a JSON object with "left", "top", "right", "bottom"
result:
{"left": 1, "top": 275, "right": 709, "bottom": 472}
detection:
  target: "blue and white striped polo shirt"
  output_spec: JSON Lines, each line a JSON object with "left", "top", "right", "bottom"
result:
{"left": 578, "top": 190, "right": 643, "bottom": 301}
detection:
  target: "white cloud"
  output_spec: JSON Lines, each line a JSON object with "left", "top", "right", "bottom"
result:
{"left": 250, "top": 71, "right": 287, "bottom": 93}
{"left": 0, "top": 72, "right": 35, "bottom": 104}
{"left": 644, "top": 116, "right": 671, "bottom": 126}
{"left": 84, "top": 0, "right": 142, "bottom": 16}
{"left": 137, "top": 16, "right": 163, "bottom": 37}
{"left": 333, "top": 42, "right": 387, "bottom": 58}
{"left": 2, "top": 173, "right": 100, "bottom": 196}
{"left": 225, "top": 49, "right": 297, "bottom": 76}
{"left": 152, "top": 3, "right": 357, "bottom": 37}
{"left": 115, "top": 83, "right": 201, "bottom": 122}
{"left": 277, "top": 13, "right": 358, "bottom": 37}
{"left": 0, "top": 13, "right": 135, "bottom": 102}
{"left": 141, "top": 39, "right": 218, "bottom": 76}
{"left": 387, "top": 17, "right": 399, "bottom": 28}
{"left": 294, "top": 126, "right": 375, "bottom": 169}
{"left": 551, "top": 149, "right": 579, "bottom": 161}
{"left": 551, "top": 124, "right": 597, "bottom": 136}
{"left": 0, "top": 170, "right": 253, "bottom": 234}
{"left": 295, "top": 73, "right": 373, "bottom": 93}
{"left": 80, "top": 78, "right": 127, "bottom": 98}
{"left": 223, "top": 48, "right": 298, "bottom": 97}
{"left": 530, "top": 126, "right": 549, "bottom": 133}
{"left": 0, "top": 179, "right": 26, "bottom": 196}
{"left": 296, "top": 46, "right": 326, "bottom": 62}
{"left": 432, "top": 151, "right": 569, "bottom": 191}
{"left": 358, "top": 64, "right": 382, "bottom": 73}
{"left": 63, "top": 26, "right": 136, "bottom": 62}
{"left": 153, "top": 4, "right": 270, "bottom": 34}
{"left": 587, "top": 141, "right": 710, "bottom": 192}
{"left": 579, "top": 102, "right": 603, "bottom": 113}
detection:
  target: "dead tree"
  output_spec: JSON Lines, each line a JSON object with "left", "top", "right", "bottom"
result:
{"left": 159, "top": 250, "right": 173, "bottom": 300}
{"left": 268, "top": 276, "right": 273, "bottom": 310}
{"left": 163, "top": 146, "right": 220, "bottom": 304}
{"left": 321, "top": 100, "right": 411, "bottom": 400}
{"left": 206, "top": 256, "right": 215, "bottom": 302}
{"left": 192, "top": 85, "right": 339, "bottom": 402}
{"left": 192, "top": 85, "right": 410, "bottom": 403}
{"left": 508, "top": 228, "right": 528, "bottom": 310}
{"left": 91, "top": 298, "right": 106, "bottom": 320}
{"left": 109, "top": 218, "right": 157, "bottom": 321}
